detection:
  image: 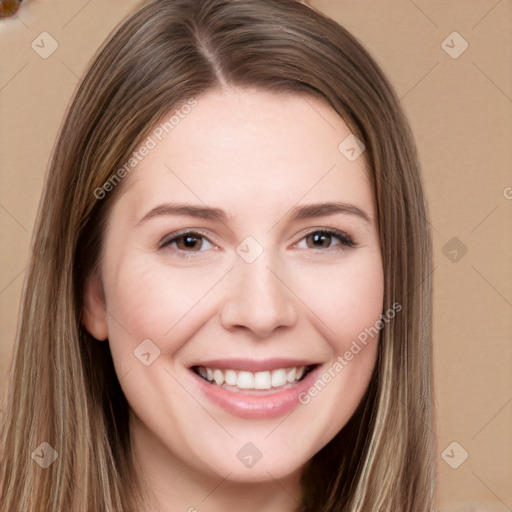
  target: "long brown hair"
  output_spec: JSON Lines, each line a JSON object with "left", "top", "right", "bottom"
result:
{"left": 0, "top": 1, "right": 435, "bottom": 510}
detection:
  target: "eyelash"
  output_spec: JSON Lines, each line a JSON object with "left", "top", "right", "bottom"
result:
{"left": 158, "top": 228, "right": 356, "bottom": 258}
{"left": 294, "top": 228, "right": 356, "bottom": 251}
{"left": 158, "top": 229, "right": 214, "bottom": 258}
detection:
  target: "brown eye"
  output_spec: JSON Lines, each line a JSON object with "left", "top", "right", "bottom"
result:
{"left": 297, "top": 229, "right": 355, "bottom": 251}
{"left": 160, "top": 231, "right": 214, "bottom": 254}
{"left": 305, "top": 231, "right": 333, "bottom": 249}
{"left": 175, "top": 234, "right": 204, "bottom": 251}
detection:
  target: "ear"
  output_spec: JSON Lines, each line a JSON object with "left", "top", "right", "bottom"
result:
{"left": 82, "top": 271, "right": 109, "bottom": 341}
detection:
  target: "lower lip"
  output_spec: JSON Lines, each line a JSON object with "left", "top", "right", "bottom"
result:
{"left": 189, "top": 366, "right": 322, "bottom": 419}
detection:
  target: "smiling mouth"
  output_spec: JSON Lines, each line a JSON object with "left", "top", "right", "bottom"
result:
{"left": 191, "top": 364, "right": 317, "bottom": 392}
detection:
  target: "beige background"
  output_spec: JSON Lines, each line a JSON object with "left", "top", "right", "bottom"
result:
{"left": 1, "top": 1, "right": 511, "bottom": 510}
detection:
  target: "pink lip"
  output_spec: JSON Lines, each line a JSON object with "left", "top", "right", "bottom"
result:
{"left": 189, "top": 357, "right": 318, "bottom": 372}
{"left": 189, "top": 363, "right": 323, "bottom": 419}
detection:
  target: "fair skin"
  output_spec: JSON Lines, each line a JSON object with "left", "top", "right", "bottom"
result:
{"left": 83, "top": 87, "right": 384, "bottom": 512}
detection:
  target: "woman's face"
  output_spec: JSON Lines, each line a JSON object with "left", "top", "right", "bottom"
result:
{"left": 83, "top": 88, "right": 383, "bottom": 488}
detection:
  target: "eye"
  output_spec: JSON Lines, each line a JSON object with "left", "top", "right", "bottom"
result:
{"left": 159, "top": 230, "right": 214, "bottom": 254}
{"left": 296, "top": 229, "right": 355, "bottom": 250}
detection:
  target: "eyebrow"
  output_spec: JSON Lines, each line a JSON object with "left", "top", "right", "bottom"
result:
{"left": 288, "top": 201, "right": 372, "bottom": 224}
{"left": 135, "top": 201, "right": 372, "bottom": 227}
{"left": 136, "top": 203, "right": 229, "bottom": 226}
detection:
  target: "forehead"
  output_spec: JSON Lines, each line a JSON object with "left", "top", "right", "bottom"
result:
{"left": 115, "top": 87, "right": 374, "bottom": 222}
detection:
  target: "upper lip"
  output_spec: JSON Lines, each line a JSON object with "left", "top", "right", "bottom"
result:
{"left": 189, "top": 358, "right": 320, "bottom": 372}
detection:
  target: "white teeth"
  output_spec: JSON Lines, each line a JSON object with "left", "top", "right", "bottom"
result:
{"left": 271, "top": 369, "right": 287, "bottom": 387}
{"left": 195, "top": 365, "right": 310, "bottom": 390}
{"left": 225, "top": 369, "right": 238, "bottom": 386}
{"left": 237, "top": 371, "right": 255, "bottom": 389}
{"left": 213, "top": 369, "right": 225, "bottom": 386}
{"left": 254, "top": 371, "right": 272, "bottom": 390}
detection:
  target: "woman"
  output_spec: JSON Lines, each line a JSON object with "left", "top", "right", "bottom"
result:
{"left": 0, "top": 0, "right": 435, "bottom": 510}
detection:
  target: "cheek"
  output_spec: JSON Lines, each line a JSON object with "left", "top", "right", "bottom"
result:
{"left": 292, "top": 250, "right": 384, "bottom": 347}
{"left": 102, "top": 254, "right": 230, "bottom": 356}
{"left": 289, "top": 253, "right": 383, "bottom": 448}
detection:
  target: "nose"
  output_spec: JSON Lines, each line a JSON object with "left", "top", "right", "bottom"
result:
{"left": 220, "top": 254, "right": 299, "bottom": 338}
